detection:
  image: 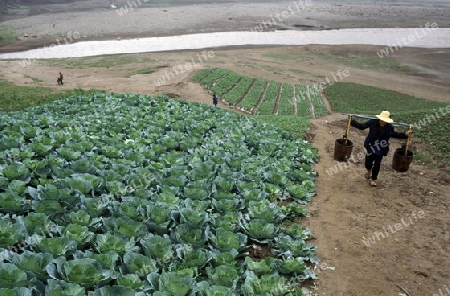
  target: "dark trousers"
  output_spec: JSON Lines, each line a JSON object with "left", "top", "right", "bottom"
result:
{"left": 365, "top": 153, "right": 383, "bottom": 180}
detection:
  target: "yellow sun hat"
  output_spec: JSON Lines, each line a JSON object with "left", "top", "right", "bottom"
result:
{"left": 375, "top": 110, "right": 393, "bottom": 123}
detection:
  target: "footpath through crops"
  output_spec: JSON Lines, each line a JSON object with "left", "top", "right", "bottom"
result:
{"left": 0, "top": 92, "right": 320, "bottom": 295}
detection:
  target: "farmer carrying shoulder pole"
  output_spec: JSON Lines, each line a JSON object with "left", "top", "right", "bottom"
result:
{"left": 351, "top": 110, "right": 412, "bottom": 187}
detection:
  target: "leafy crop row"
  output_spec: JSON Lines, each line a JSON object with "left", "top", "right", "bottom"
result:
{"left": 223, "top": 77, "right": 254, "bottom": 106}
{"left": 237, "top": 79, "right": 267, "bottom": 113}
{"left": 190, "top": 68, "right": 213, "bottom": 83}
{"left": 294, "top": 85, "right": 311, "bottom": 119}
{"left": 200, "top": 69, "right": 232, "bottom": 88}
{"left": 0, "top": 92, "right": 319, "bottom": 295}
{"left": 210, "top": 74, "right": 241, "bottom": 96}
{"left": 256, "top": 81, "right": 280, "bottom": 115}
{"left": 308, "top": 85, "right": 328, "bottom": 117}
{"left": 277, "top": 84, "right": 294, "bottom": 116}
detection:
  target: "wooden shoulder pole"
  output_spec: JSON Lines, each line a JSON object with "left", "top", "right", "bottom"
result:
{"left": 344, "top": 115, "right": 352, "bottom": 145}
{"left": 404, "top": 124, "right": 413, "bottom": 156}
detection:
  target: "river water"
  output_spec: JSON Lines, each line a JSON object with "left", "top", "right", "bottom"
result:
{"left": 0, "top": 28, "right": 449, "bottom": 59}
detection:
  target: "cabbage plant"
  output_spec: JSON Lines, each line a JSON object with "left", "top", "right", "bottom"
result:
{"left": 148, "top": 271, "right": 195, "bottom": 296}
{"left": 11, "top": 251, "right": 53, "bottom": 280}
{"left": 0, "top": 262, "right": 28, "bottom": 288}
{"left": 0, "top": 216, "right": 27, "bottom": 247}
{"left": 50, "top": 258, "right": 113, "bottom": 289}
{"left": 245, "top": 256, "right": 276, "bottom": 276}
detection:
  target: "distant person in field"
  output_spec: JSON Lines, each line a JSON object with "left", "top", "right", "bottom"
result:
{"left": 212, "top": 93, "right": 218, "bottom": 106}
{"left": 351, "top": 110, "right": 411, "bottom": 187}
{"left": 57, "top": 72, "right": 63, "bottom": 85}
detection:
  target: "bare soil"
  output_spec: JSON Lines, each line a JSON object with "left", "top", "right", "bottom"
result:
{"left": 0, "top": 1, "right": 449, "bottom": 295}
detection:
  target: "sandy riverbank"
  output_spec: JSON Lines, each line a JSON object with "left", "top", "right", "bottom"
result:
{"left": 1, "top": 0, "right": 450, "bottom": 53}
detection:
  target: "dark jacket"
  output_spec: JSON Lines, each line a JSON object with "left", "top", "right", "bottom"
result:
{"left": 351, "top": 119, "right": 407, "bottom": 156}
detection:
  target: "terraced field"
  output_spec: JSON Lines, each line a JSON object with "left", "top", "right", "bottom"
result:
{"left": 191, "top": 68, "right": 329, "bottom": 118}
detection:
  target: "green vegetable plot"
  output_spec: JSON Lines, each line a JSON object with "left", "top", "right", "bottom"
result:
{"left": 0, "top": 92, "right": 319, "bottom": 295}
{"left": 323, "top": 82, "right": 444, "bottom": 114}
{"left": 277, "top": 84, "right": 294, "bottom": 116}
{"left": 190, "top": 68, "right": 214, "bottom": 83}
{"left": 295, "top": 85, "right": 311, "bottom": 118}
{"left": 308, "top": 85, "right": 328, "bottom": 117}
{"left": 200, "top": 68, "right": 232, "bottom": 88}
{"left": 210, "top": 73, "right": 241, "bottom": 96}
{"left": 191, "top": 68, "right": 328, "bottom": 119}
{"left": 223, "top": 77, "right": 254, "bottom": 106}
{"left": 257, "top": 81, "right": 280, "bottom": 115}
{"left": 237, "top": 78, "right": 267, "bottom": 113}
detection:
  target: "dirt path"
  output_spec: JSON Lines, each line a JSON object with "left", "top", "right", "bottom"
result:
{"left": 306, "top": 115, "right": 450, "bottom": 295}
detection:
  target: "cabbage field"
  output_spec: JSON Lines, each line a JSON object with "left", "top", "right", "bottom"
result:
{"left": 0, "top": 92, "right": 320, "bottom": 295}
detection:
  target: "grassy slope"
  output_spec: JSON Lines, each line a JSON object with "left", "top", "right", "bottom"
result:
{"left": 0, "top": 79, "right": 101, "bottom": 112}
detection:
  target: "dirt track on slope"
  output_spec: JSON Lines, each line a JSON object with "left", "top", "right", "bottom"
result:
{"left": 307, "top": 115, "right": 449, "bottom": 295}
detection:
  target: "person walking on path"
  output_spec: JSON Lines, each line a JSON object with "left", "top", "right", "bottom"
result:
{"left": 212, "top": 93, "right": 218, "bottom": 106}
{"left": 351, "top": 110, "right": 412, "bottom": 187}
{"left": 57, "top": 72, "right": 64, "bottom": 85}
